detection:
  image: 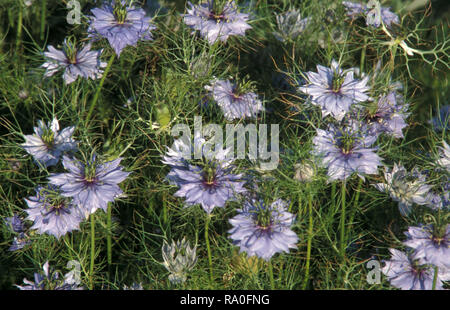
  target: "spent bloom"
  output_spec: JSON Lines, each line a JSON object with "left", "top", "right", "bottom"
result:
{"left": 342, "top": 0, "right": 399, "bottom": 28}
{"left": 24, "top": 185, "right": 84, "bottom": 239}
{"left": 162, "top": 237, "right": 198, "bottom": 284}
{"left": 41, "top": 38, "right": 107, "bottom": 85}
{"left": 373, "top": 164, "right": 432, "bottom": 216}
{"left": 21, "top": 118, "right": 77, "bottom": 168}
{"left": 205, "top": 78, "right": 264, "bottom": 120}
{"left": 298, "top": 60, "right": 370, "bottom": 120}
{"left": 228, "top": 199, "right": 298, "bottom": 261}
{"left": 48, "top": 155, "right": 130, "bottom": 217}
{"left": 381, "top": 249, "right": 449, "bottom": 290}
{"left": 312, "top": 121, "right": 383, "bottom": 181}
{"left": 437, "top": 141, "right": 450, "bottom": 172}
{"left": 403, "top": 224, "right": 450, "bottom": 269}
{"left": 183, "top": 1, "right": 252, "bottom": 45}
{"left": 88, "top": 0, "right": 156, "bottom": 56}
{"left": 16, "top": 261, "right": 83, "bottom": 290}
{"left": 272, "top": 9, "right": 310, "bottom": 42}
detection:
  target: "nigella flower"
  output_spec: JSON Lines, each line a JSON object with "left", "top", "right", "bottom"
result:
{"left": 21, "top": 118, "right": 78, "bottom": 168}
{"left": 5, "top": 214, "right": 25, "bottom": 233}
{"left": 437, "top": 141, "right": 450, "bottom": 172}
{"left": 312, "top": 121, "right": 383, "bottom": 181}
{"left": 48, "top": 155, "right": 130, "bottom": 217}
{"left": 16, "top": 261, "right": 83, "bottom": 290}
{"left": 404, "top": 224, "right": 450, "bottom": 269}
{"left": 205, "top": 79, "right": 264, "bottom": 120}
{"left": 342, "top": 1, "right": 399, "bottom": 28}
{"left": 381, "top": 249, "right": 449, "bottom": 290}
{"left": 88, "top": 0, "right": 156, "bottom": 56}
{"left": 24, "top": 185, "right": 84, "bottom": 239}
{"left": 183, "top": 1, "right": 252, "bottom": 45}
{"left": 429, "top": 105, "right": 449, "bottom": 132}
{"left": 365, "top": 91, "right": 410, "bottom": 138}
{"left": 162, "top": 237, "right": 198, "bottom": 284}
{"left": 41, "top": 38, "right": 107, "bottom": 85}
{"left": 272, "top": 9, "right": 310, "bottom": 42}
{"left": 427, "top": 186, "right": 449, "bottom": 211}
{"left": 373, "top": 164, "right": 432, "bottom": 216}
{"left": 298, "top": 60, "right": 370, "bottom": 121}
{"left": 228, "top": 199, "right": 298, "bottom": 261}
{"left": 9, "top": 233, "right": 31, "bottom": 252}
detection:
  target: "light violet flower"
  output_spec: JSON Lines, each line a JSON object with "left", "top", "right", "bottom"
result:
{"left": 162, "top": 237, "right": 198, "bottom": 284}
{"left": 437, "top": 141, "right": 450, "bottom": 172}
{"left": 21, "top": 118, "right": 77, "bottom": 168}
{"left": 342, "top": 1, "right": 399, "bottom": 28}
{"left": 272, "top": 9, "right": 310, "bottom": 42}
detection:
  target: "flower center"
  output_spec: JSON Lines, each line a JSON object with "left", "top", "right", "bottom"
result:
{"left": 63, "top": 37, "right": 78, "bottom": 64}
{"left": 338, "top": 132, "right": 356, "bottom": 154}
{"left": 84, "top": 163, "right": 97, "bottom": 183}
{"left": 255, "top": 207, "right": 273, "bottom": 230}
{"left": 202, "top": 166, "right": 217, "bottom": 187}
{"left": 332, "top": 71, "right": 345, "bottom": 93}
{"left": 113, "top": 2, "right": 128, "bottom": 24}
{"left": 41, "top": 128, "right": 55, "bottom": 149}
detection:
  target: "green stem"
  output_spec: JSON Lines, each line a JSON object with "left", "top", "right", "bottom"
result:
{"left": 40, "top": 0, "right": 46, "bottom": 41}
{"left": 86, "top": 53, "right": 115, "bottom": 122}
{"left": 268, "top": 261, "right": 275, "bottom": 290}
{"left": 302, "top": 189, "right": 313, "bottom": 290}
{"left": 339, "top": 181, "right": 347, "bottom": 259}
{"left": 90, "top": 213, "right": 95, "bottom": 290}
{"left": 205, "top": 214, "right": 213, "bottom": 283}
{"left": 107, "top": 204, "right": 112, "bottom": 268}
{"left": 432, "top": 266, "right": 438, "bottom": 290}
{"left": 347, "top": 178, "right": 363, "bottom": 241}
{"left": 16, "top": 1, "right": 23, "bottom": 51}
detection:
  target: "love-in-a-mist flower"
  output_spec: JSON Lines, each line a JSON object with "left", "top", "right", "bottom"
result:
{"left": 403, "top": 224, "right": 450, "bottom": 269}
{"left": 88, "top": 0, "right": 156, "bottom": 56}
{"left": 9, "top": 233, "right": 31, "bottom": 252}
{"left": 381, "top": 249, "right": 449, "bottom": 290}
{"left": 16, "top": 261, "right": 83, "bottom": 290}
{"left": 312, "top": 121, "right": 382, "bottom": 181}
{"left": 365, "top": 91, "right": 410, "bottom": 138}
{"left": 162, "top": 237, "right": 198, "bottom": 284}
{"left": 41, "top": 38, "right": 107, "bottom": 85}
{"left": 183, "top": 1, "right": 252, "bottom": 45}
{"left": 21, "top": 118, "right": 78, "bottom": 168}
{"left": 24, "top": 185, "right": 84, "bottom": 239}
{"left": 228, "top": 199, "right": 298, "bottom": 261}
{"left": 272, "top": 9, "right": 310, "bottom": 42}
{"left": 427, "top": 185, "right": 449, "bottom": 211}
{"left": 437, "top": 141, "right": 450, "bottom": 172}
{"left": 429, "top": 105, "right": 449, "bottom": 132}
{"left": 5, "top": 214, "right": 25, "bottom": 233}
{"left": 48, "top": 155, "right": 130, "bottom": 217}
{"left": 342, "top": 1, "right": 399, "bottom": 28}
{"left": 205, "top": 79, "right": 264, "bottom": 120}
{"left": 298, "top": 60, "right": 370, "bottom": 120}
{"left": 373, "top": 164, "right": 432, "bottom": 216}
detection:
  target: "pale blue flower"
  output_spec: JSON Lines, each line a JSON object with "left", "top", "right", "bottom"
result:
{"left": 272, "top": 9, "right": 310, "bottom": 42}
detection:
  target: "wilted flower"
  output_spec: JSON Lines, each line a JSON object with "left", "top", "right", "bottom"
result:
{"left": 381, "top": 249, "right": 449, "bottom": 290}
{"left": 41, "top": 38, "right": 107, "bottom": 85}
{"left": 298, "top": 60, "right": 370, "bottom": 120}
{"left": 48, "top": 155, "right": 130, "bottom": 217}
{"left": 228, "top": 199, "right": 298, "bottom": 261}
{"left": 403, "top": 224, "right": 450, "bottom": 269}
{"left": 365, "top": 91, "right": 410, "bottom": 138}
{"left": 16, "top": 261, "right": 83, "bottom": 290}
{"left": 312, "top": 121, "right": 382, "bottom": 181}
{"left": 183, "top": 1, "right": 252, "bottom": 45}
{"left": 272, "top": 9, "right": 310, "bottom": 42}
{"left": 162, "top": 237, "right": 197, "bottom": 284}
{"left": 437, "top": 141, "right": 450, "bottom": 172}
{"left": 373, "top": 164, "right": 432, "bottom": 216}
{"left": 21, "top": 118, "right": 78, "bottom": 168}
{"left": 205, "top": 79, "right": 264, "bottom": 120}
{"left": 88, "top": 0, "right": 156, "bottom": 56}
{"left": 293, "top": 161, "right": 315, "bottom": 182}
{"left": 342, "top": 0, "right": 399, "bottom": 28}
{"left": 24, "top": 185, "right": 84, "bottom": 239}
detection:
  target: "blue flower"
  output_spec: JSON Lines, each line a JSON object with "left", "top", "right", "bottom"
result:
{"left": 21, "top": 118, "right": 78, "bottom": 168}
{"left": 24, "top": 185, "right": 84, "bottom": 239}
{"left": 48, "top": 155, "right": 130, "bottom": 216}
{"left": 272, "top": 9, "right": 310, "bottom": 42}
{"left": 42, "top": 38, "right": 107, "bottom": 85}
{"left": 381, "top": 248, "right": 449, "bottom": 290}
{"left": 183, "top": 1, "right": 252, "bottom": 45}
{"left": 205, "top": 79, "right": 264, "bottom": 120}
{"left": 429, "top": 105, "right": 449, "bottom": 132}
{"left": 312, "top": 121, "right": 382, "bottom": 181}
{"left": 228, "top": 199, "right": 298, "bottom": 261}
{"left": 403, "top": 224, "right": 450, "bottom": 269}
{"left": 298, "top": 60, "right": 370, "bottom": 120}
{"left": 343, "top": 1, "right": 399, "bottom": 28}
{"left": 9, "top": 233, "right": 31, "bottom": 252}
{"left": 88, "top": 0, "right": 156, "bottom": 56}
{"left": 5, "top": 214, "right": 25, "bottom": 233}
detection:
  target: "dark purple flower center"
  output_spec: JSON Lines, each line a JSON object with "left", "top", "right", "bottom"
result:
{"left": 202, "top": 167, "right": 218, "bottom": 188}
{"left": 209, "top": 11, "right": 227, "bottom": 22}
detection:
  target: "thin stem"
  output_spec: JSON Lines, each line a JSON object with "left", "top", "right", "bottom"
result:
{"left": 347, "top": 178, "right": 363, "bottom": 241}
{"left": 205, "top": 214, "right": 213, "bottom": 283}
{"left": 16, "top": 1, "right": 23, "bottom": 52}
{"left": 268, "top": 260, "right": 275, "bottom": 290}
{"left": 107, "top": 203, "right": 112, "bottom": 268}
{"left": 302, "top": 189, "right": 313, "bottom": 290}
{"left": 90, "top": 213, "right": 95, "bottom": 290}
{"left": 339, "top": 181, "right": 347, "bottom": 259}
{"left": 432, "top": 266, "right": 439, "bottom": 290}
{"left": 40, "top": 0, "right": 46, "bottom": 41}
{"left": 86, "top": 53, "right": 115, "bottom": 123}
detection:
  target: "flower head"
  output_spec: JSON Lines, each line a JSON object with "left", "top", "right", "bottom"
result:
{"left": 298, "top": 60, "right": 370, "bottom": 120}
{"left": 228, "top": 199, "right": 298, "bottom": 261}
{"left": 42, "top": 38, "right": 107, "bottom": 85}
{"left": 9, "top": 233, "right": 31, "bottom": 252}
{"left": 373, "top": 164, "right": 432, "bottom": 216}
{"left": 272, "top": 9, "right": 310, "bottom": 42}
{"left": 437, "top": 141, "right": 450, "bottom": 173}
{"left": 313, "top": 121, "right": 382, "bottom": 181}
{"left": 24, "top": 185, "right": 84, "bottom": 239}
{"left": 429, "top": 105, "right": 449, "bottom": 132}
{"left": 162, "top": 237, "right": 198, "bottom": 284}
{"left": 48, "top": 155, "right": 130, "bottom": 217}
{"left": 343, "top": 1, "right": 399, "bottom": 28}
{"left": 21, "top": 118, "right": 78, "bottom": 168}
{"left": 88, "top": 0, "right": 156, "bottom": 56}
{"left": 183, "top": 1, "right": 252, "bottom": 45}
{"left": 5, "top": 214, "right": 25, "bottom": 233}
{"left": 205, "top": 79, "right": 264, "bottom": 120}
